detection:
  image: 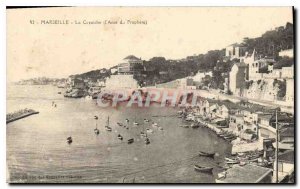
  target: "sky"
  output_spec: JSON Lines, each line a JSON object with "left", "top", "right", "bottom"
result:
{"left": 7, "top": 7, "right": 293, "bottom": 82}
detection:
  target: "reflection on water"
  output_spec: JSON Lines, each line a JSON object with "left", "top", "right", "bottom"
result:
{"left": 7, "top": 85, "right": 231, "bottom": 183}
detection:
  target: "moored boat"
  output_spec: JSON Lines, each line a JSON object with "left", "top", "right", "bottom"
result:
{"left": 117, "top": 134, "right": 123, "bottom": 140}
{"left": 128, "top": 138, "right": 134, "bottom": 144}
{"left": 140, "top": 132, "right": 147, "bottom": 137}
{"left": 67, "top": 136, "right": 72, "bottom": 144}
{"left": 199, "top": 151, "right": 215, "bottom": 158}
{"left": 226, "top": 160, "right": 239, "bottom": 165}
{"left": 145, "top": 137, "right": 150, "bottom": 145}
{"left": 94, "top": 128, "right": 100, "bottom": 135}
{"left": 194, "top": 165, "right": 213, "bottom": 173}
{"left": 152, "top": 122, "right": 158, "bottom": 127}
{"left": 191, "top": 123, "right": 200, "bottom": 128}
{"left": 223, "top": 134, "right": 236, "bottom": 139}
{"left": 146, "top": 128, "right": 153, "bottom": 133}
{"left": 105, "top": 116, "right": 112, "bottom": 131}
{"left": 94, "top": 118, "right": 100, "bottom": 135}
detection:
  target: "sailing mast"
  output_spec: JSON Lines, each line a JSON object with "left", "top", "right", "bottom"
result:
{"left": 108, "top": 116, "right": 109, "bottom": 127}
{"left": 94, "top": 115, "right": 99, "bottom": 135}
{"left": 275, "top": 109, "right": 279, "bottom": 183}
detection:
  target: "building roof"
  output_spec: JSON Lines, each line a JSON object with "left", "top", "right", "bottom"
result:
{"left": 278, "top": 150, "right": 294, "bottom": 163}
{"left": 240, "top": 103, "right": 273, "bottom": 113}
{"left": 257, "top": 58, "right": 276, "bottom": 64}
{"left": 258, "top": 114, "right": 273, "bottom": 120}
{"left": 217, "top": 164, "right": 272, "bottom": 183}
{"left": 274, "top": 113, "right": 294, "bottom": 123}
{"left": 123, "top": 55, "right": 141, "bottom": 60}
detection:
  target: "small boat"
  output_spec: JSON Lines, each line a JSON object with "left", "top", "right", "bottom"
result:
{"left": 223, "top": 132, "right": 233, "bottom": 137}
{"left": 194, "top": 165, "right": 213, "bottom": 173}
{"left": 145, "top": 137, "right": 150, "bottom": 145}
{"left": 94, "top": 122, "right": 100, "bottom": 135}
{"left": 125, "top": 118, "right": 129, "bottom": 123}
{"left": 146, "top": 128, "right": 153, "bottom": 133}
{"left": 67, "top": 136, "right": 72, "bottom": 144}
{"left": 152, "top": 122, "right": 158, "bottom": 127}
{"left": 94, "top": 128, "right": 100, "bottom": 135}
{"left": 117, "top": 134, "right": 123, "bottom": 140}
{"left": 180, "top": 125, "right": 189, "bottom": 128}
{"left": 185, "top": 115, "right": 194, "bottom": 121}
{"left": 58, "top": 92, "right": 62, "bottom": 94}
{"left": 128, "top": 138, "right": 134, "bottom": 144}
{"left": 140, "top": 132, "right": 147, "bottom": 137}
{"left": 225, "top": 157, "right": 239, "bottom": 164}
{"left": 191, "top": 123, "right": 200, "bottom": 128}
{"left": 133, "top": 122, "right": 139, "bottom": 126}
{"left": 144, "top": 119, "right": 150, "bottom": 122}
{"left": 225, "top": 157, "right": 237, "bottom": 161}
{"left": 199, "top": 151, "right": 215, "bottom": 158}
{"left": 105, "top": 116, "right": 112, "bottom": 131}
{"left": 224, "top": 134, "right": 235, "bottom": 139}
{"left": 226, "top": 160, "right": 239, "bottom": 165}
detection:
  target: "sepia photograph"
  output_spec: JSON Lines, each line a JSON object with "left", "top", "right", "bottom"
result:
{"left": 6, "top": 7, "right": 295, "bottom": 184}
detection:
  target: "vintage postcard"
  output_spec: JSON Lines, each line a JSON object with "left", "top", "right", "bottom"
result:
{"left": 6, "top": 7, "right": 294, "bottom": 183}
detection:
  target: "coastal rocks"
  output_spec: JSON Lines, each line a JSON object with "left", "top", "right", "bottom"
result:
{"left": 64, "top": 89, "right": 87, "bottom": 98}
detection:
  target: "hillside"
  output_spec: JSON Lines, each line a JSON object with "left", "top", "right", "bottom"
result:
{"left": 74, "top": 22, "right": 293, "bottom": 88}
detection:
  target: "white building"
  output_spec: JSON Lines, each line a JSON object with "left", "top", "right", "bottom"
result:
{"left": 229, "top": 63, "right": 248, "bottom": 96}
{"left": 118, "top": 55, "right": 143, "bottom": 74}
{"left": 285, "top": 79, "right": 294, "bottom": 105}
{"left": 105, "top": 75, "right": 139, "bottom": 89}
{"left": 279, "top": 49, "right": 293, "bottom": 58}
{"left": 225, "top": 43, "right": 247, "bottom": 60}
